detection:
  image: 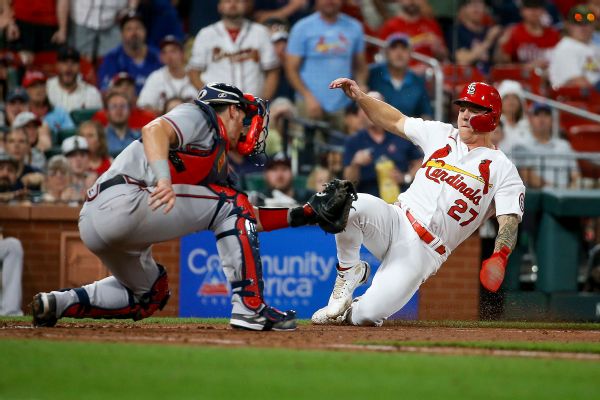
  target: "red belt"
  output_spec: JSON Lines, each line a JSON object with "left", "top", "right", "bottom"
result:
{"left": 405, "top": 210, "right": 446, "bottom": 255}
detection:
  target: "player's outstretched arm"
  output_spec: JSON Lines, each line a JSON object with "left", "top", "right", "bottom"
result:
{"left": 329, "top": 78, "right": 408, "bottom": 139}
{"left": 480, "top": 214, "right": 520, "bottom": 292}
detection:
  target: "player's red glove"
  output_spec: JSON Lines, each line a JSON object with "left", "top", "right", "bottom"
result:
{"left": 480, "top": 246, "right": 511, "bottom": 292}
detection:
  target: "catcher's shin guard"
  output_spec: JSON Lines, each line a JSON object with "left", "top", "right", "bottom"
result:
{"left": 62, "top": 265, "right": 171, "bottom": 321}
{"left": 210, "top": 185, "right": 265, "bottom": 310}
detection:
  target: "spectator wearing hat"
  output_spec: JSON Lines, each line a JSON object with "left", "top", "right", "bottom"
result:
{"left": 22, "top": 70, "right": 75, "bottom": 149}
{"left": 368, "top": 33, "right": 433, "bottom": 119}
{"left": 495, "top": 0, "right": 560, "bottom": 67}
{"left": 137, "top": 36, "right": 197, "bottom": 115}
{"left": 549, "top": 5, "right": 600, "bottom": 90}
{"left": 0, "top": 225, "right": 24, "bottom": 316}
{"left": 286, "top": 0, "right": 367, "bottom": 131}
{"left": 103, "top": 91, "right": 140, "bottom": 158}
{"left": 12, "top": 112, "right": 46, "bottom": 171}
{"left": 259, "top": 153, "right": 314, "bottom": 207}
{"left": 2, "top": 88, "right": 29, "bottom": 130}
{"left": 188, "top": 0, "right": 280, "bottom": 100}
{"left": 5, "top": 0, "right": 67, "bottom": 66}
{"left": 92, "top": 72, "right": 156, "bottom": 130}
{"left": 46, "top": 46, "right": 103, "bottom": 112}
{"left": 67, "top": 0, "right": 138, "bottom": 60}
{"left": 378, "top": 0, "right": 448, "bottom": 62}
{"left": 514, "top": 103, "right": 580, "bottom": 189}
{"left": 61, "top": 135, "right": 97, "bottom": 201}
{"left": 2, "top": 129, "right": 44, "bottom": 195}
{"left": 97, "top": 10, "right": 162, "bottom": 94}
{"left": 342, "top": 90, "right": 422, "bottom": 197}
{"left": 452, "top": 0, "right": 503, "bottom": 75}
{"left": 41, "top": 154, "right": 78, "bottom": 203}
{"left": 77, "top": 120, "right": 112, "bottom": 176}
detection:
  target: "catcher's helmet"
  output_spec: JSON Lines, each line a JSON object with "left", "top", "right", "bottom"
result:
{"left": 453, "top": 82, "right": 502, "bottom": 133}
{"left": 197, "top": 82, "right": 247, "bottom": 108}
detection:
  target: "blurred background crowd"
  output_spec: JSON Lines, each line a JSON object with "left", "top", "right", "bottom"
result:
{"left": 0, "top": 0, "right": 599, "bottom": 208}
{"left": 1, "top": 0, "right": 600, "bottom": 316}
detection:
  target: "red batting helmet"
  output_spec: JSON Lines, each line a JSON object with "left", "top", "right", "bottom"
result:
{"left": 453, "top": 82, "right": 502, "bottom": 133}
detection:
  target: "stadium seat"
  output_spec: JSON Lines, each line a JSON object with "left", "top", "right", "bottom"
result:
{"left": 442, "top": 64, "right": 486, "bottom": 91}
{"left": 490, "top": 64, "right": 544, "bottom": 94}
{"left": 550, "top": 86, "right": 600, "bottom": 109}
{"left": 56, "top": 128, "right": 77, "bottom": 145}
{"left": 566, "top": 124, "right": 600, "bottom": 179}
{"left": 71, "top": 108, "right": 100, "bottom": 126}
{"left": 559, "top": 102, "right": 598, "bottom": 133}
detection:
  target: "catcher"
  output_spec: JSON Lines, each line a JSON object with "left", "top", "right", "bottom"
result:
{"left": 31, "top": 82, "right": 357, "bottom": 331}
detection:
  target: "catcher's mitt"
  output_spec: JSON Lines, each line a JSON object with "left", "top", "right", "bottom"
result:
{"left": 307, "top": 179, "right": 358, "bottom": 234}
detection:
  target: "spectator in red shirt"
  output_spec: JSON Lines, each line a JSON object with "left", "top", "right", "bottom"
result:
{"left": 5, "top": 0, "right": 67, "bottom": 66}
{"left": 494, "top": 0, "right": 560, "bottom": 68}
{"left": 378, "top": 0, "right": 448, "bottom": 62}
{"left": 92, "top": 72, "right": 156, "bottom": 130}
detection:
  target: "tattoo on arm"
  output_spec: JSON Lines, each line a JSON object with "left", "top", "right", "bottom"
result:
{"left": 494, "top": 214, "right": 519, "bottom": 252}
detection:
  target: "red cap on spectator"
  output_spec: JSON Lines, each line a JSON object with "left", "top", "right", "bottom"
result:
{"left": 110, "top": 72, "right": 135, "bottom": 87}
{"left": 22, "top": 70, "right": 47, "bottom": 88}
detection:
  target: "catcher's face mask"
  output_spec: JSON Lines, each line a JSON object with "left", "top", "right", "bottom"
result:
{"left": 237, "top": 94, "right": 270, "bottom": 166}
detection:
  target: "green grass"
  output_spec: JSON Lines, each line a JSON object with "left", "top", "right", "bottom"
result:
{"left": 0, "top": 339, "right": 599, "bottom": 400}
{"left": 360, "top": 340, "right": 600, "bottom": 354}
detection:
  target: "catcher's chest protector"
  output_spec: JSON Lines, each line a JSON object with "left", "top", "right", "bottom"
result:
{"left": 168, "top": 106, "right": 230, "bottom": 186}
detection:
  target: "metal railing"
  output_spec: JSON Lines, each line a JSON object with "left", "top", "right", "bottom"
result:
{"left": 520, "top": 91, "right": 600, "bottom": 137}
{"left": 508, "top": 150, "right": 600, "bottom": 189}
{"left": 364, "top": 35, "right": 444, "bottom": 121}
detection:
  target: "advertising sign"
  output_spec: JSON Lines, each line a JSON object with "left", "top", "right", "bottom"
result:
{"left": 180, "top": 226, "right": 417, "bottom": 319}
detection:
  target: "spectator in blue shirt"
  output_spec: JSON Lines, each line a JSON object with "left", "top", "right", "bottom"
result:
{"left": 450, "top": 0, "right": 502, "bottom": 75}
{"left": 104, "top": 92, "right": 140, "bottom": 158}
{"left": 343, "top": 91, "right": 422, "bottom": 196}
{"left": 368, "top": 33, "right": 433, "bottom": 119}
{"left": 285, "top": 0, "right": 367, "bottom": 131}
{"left": 97, "top": 11, "right": 162, "bottom": 94}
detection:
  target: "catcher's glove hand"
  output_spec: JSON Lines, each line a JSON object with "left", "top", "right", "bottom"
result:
{"left": 307, "top": 179, "right": 358, "bottom": 234}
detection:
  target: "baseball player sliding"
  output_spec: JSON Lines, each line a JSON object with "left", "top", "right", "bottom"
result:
{"left": 312, "top": 78, "right": 526, "bottom": 326}
{"left": 31, "top": 82, "right": 356, "bottom": 331}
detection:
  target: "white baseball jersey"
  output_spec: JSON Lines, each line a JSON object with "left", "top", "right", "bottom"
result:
{"left": 188, "top": 20, "right": 279, "bottom": 96}
{"left": 46, "top": 76, "right": 103, "bottom": 112}
{"left": 137, "top": 67, "right": 199, "bottom": 112}
{"left": 399, "top": 118, "right": 526, "bottom": 252}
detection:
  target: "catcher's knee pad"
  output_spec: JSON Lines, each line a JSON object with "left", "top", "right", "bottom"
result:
{"left": 62, "top": 265, "right": 171, "bottom": 321}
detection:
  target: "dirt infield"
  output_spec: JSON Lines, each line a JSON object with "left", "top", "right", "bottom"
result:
{"left": 1, "top": 320, "right": 599, "bottom": 359}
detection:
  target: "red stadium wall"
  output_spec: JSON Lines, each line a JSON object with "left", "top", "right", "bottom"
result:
{"left": 419, "top": 235, "right": 481, "bottom": 320}
{"left": 1, "top": 205, "right": 481, "bottom": 320}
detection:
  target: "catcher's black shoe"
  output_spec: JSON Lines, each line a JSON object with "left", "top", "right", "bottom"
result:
{"left": 230, "top": 305, "right": 297, "bottom": 331}
{"left": 31, "top": 293, "right": 58, "bottom": 327}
